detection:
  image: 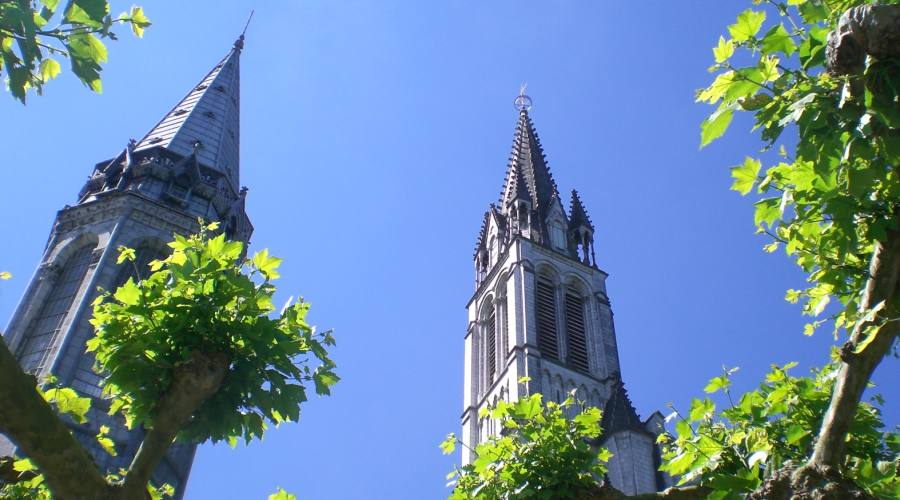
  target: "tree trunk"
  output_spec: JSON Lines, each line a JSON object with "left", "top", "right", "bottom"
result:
{"left": 116, "top": 350, "right": 229, "bottom": 499}
{"left": 0, "top": 339, "right": 110, "bottom": 499}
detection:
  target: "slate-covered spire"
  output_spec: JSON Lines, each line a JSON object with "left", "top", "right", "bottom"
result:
{"left": 568, "top": 189, "right": 593, "bottom": 230}
{"left": 499, "top": 97, "right": 559, "bottom": 216}
{"left": 601, "top": 379, "right": 644, "bottom": 436}
{"left": 134, "top": 36, "right": 243, "bottom": 192}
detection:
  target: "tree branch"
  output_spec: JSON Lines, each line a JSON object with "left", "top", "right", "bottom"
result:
{"left": 0, "top": 339, "right": 109, "bottom": 499}
{"left": 582, "top": 483, "right": 710, "bottom": 499}
{"left": 807, "top": 224, "right": 900, "bottom": 469}
{"left": 118, "top": 351, "right": 229, "bottom": 498}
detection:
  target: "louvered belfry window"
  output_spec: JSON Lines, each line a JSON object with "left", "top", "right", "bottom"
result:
{"left": 486, "top": 305, "right": 497, "bottom": 380}
{"left": 501, "top": 297, "right": 509, "bottom": 354}
{"left": 536, "top": 275, "right": 559, "bottom": 360}
{"left": 565, "top": 289, "right": 590, "bottom": 373}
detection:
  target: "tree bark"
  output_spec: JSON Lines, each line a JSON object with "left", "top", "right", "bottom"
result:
{"left": 807, "top": 227, "right": 900, "bottom": 470}
{"left": 0, "top": 339, "right": 110, "bottom": 499}
{"left": 116, "top": 351, "right": 229, "bottom": 499}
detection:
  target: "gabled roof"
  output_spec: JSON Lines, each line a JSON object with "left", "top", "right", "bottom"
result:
{"left": 499, "top": 108, "right": 559, "bottom": 216}
{"left": 601, "top": 378, "right": 644, "bottom": 437}
{"left": 568, "top": 189, "right": 593, "bottom": 230}
{"left": 134, "top": 37, "right": 243, "bottom": 192}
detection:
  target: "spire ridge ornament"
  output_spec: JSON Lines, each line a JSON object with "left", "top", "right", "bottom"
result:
{"left": 514, "top": 83, "right": 532, "bottom": 112}
{"left": 234, "top": 10, "right": 254, "bottom": 50}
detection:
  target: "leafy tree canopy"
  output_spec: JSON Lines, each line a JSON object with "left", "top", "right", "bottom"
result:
{"left": 0, "top": 224, "right": 338, "bottom": 499}
{"left": 441, "top": 388, "right": 611, "bottom": 500}
{"left": 0, "top": 0, "right": 150, "bottom": 102}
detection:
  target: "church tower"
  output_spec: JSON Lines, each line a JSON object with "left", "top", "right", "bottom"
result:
{"left": 461, "top": 91, "right": 667, "bottom": 495}
{"left": 1, "top": 37, "right": 251, "bottom": 498}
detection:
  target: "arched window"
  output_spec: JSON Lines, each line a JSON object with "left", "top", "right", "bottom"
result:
{"left": 19, "top": 245, "right": 94, "bottom": 372}
{"left": 536, "top": 274, "right": 559, "bottom": 360}
{"left": 565, "top": 287, "right": 589, "bottom": 373}
{"left": 486, "top": 303, "right": 497, "bottom": 381}
{"left": 71, "top": 243, "right": 168, "bottom": 396}
{"left": 112, "top": 244, "right": 168, "bottom": 287}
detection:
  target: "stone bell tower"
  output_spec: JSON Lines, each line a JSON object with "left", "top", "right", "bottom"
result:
{"left": 1, "top": 36, "right": 252, "bottom": 498}
{"left": 461, "top": 90, "right": 668, "bottom": 495}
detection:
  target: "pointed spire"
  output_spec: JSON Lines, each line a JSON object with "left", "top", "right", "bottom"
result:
{"left": 568, "top": 189, "right": 593, "bottom": 230}
{"left": 601, "top": 379, "right": 644, "bottom": 436}
{"left": 134, "top": 38, "right": 243, "bottom": 192}
{"left": 500, "top": 95, "right": 559, "bottom": 216}
{"left": 509, "top": 160, "right": 532, "bottom": 203}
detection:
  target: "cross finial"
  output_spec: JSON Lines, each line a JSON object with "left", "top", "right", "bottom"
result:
{"left": 514, "top": 83, "right": 532, "bottom": 112}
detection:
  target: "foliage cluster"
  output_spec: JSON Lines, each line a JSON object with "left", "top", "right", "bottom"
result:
{"left": 89, "top": 223, "right": 339, "bottom": 445}
{"left": 441, "top": 389, "right": 611, "bottom": 500}
{"left": 0, "top": 225, "right": 337, "bottom": 499}
{"left": 0, "top": 0, "right": 150, "bottom": 101}
{"left": 699, "top": 0, "right": 900, "bottom": 341}
{"left": 659, "top": 362, "right": 898, "bottom": 498}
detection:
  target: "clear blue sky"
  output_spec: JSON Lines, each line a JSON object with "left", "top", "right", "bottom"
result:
{"left": 1, "top": 1, "right": 896, "bottom": 499}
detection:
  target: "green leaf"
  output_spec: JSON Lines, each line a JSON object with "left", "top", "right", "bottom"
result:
{"left": 114, "top": 278, "right": 141, "bottom": 306}
{"left": 64, "top": 0, "right": 108, "bottom": 27}
{"left": 43, "top": 387, "right": 91, "bottom": 424}
{"left": 252, "top": 248, "right": 283, "bottom": 279}
{"left": 753, "top": 197, "right": 781, "bottom": 228}
{"left": 596, "top": 447, "right": 614, "bottom": 463}
{"left": 13, "top": 458, "right": 36, "bottom": 473}
{"left": 785, "top": 424, "right": 810, "bottom": 445}
{"left": 700, "top": 105, "right": 734, "bottom": 148}
{"left": 689, "top": 397, "right": 715, "bottom": 421}
{"left": 66, "top": 34, "right": 105, "bottom": 92}
{"left": 798, "top": 0, "right": 828, "bottom": 24}
{"left": 728, "top": 9, "right": 766, "bottom": 42}
{"left": 128, "top": 6, "right": 151, "bottom": 38}
{"left": 40, "top": 58, "right": 61, "bottom": 82}
{"left": 731, "top": 157, "right": 761, "bottom": 195}
{"left": 440, "top": 433, "right": 458, "bottom": 454}
{"left": 704, "top": 375, "right": 731, "bottom": 394}
{"left": 573, "top": 407, "right": 602, "bottom": 431}
{"left": 117, "top": 246, "right": 136, "bottom": 264}
{"left": 759, "top": 55, "right": 780, "bottom": 82}
{"left": 268, "top": 488, "right": 297, "bottom": 500}
{"left": 42, "top": 0, "right": 61, "bottom": 15}
{"left": 96, "top": 426, "right": 118, "bottom": 456}
{"left": 313, "top": 370, "right": 340, "bottom": 395}
{"left": 713, "top": 36, "right": 734, "bottom": 64}
{"left": 761, "top": 24, "right": 797, "bottom": 56}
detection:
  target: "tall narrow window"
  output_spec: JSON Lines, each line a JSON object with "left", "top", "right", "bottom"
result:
{"left": 536, "top": 275, "right": 559, "bottom": 360}
{"left": 501, "top": 296, "right": 509, "bottom": 358}
{"left": 486, "top": 305, "right": 496, "bottom": 380}
{"left": 565, "top": 289, "right": 589, "bottom": 372}
{"left": 19, "top": 245, "right": 94, "bottom": 372}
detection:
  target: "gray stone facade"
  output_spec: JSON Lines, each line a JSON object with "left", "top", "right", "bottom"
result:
{"left": 461, "top": 96, "right": 669, "bottom": 495}
{"left": 1, "top": 37, "right": 251, "bottom": 499}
